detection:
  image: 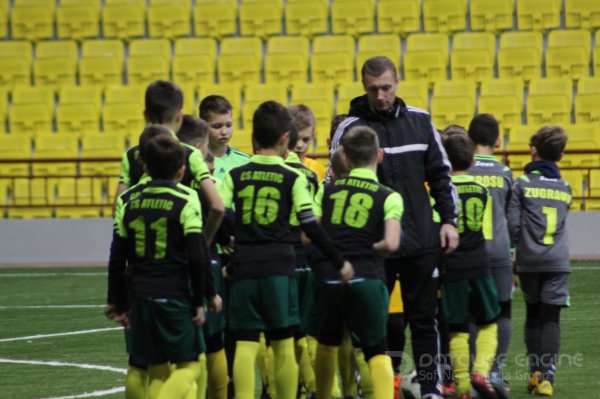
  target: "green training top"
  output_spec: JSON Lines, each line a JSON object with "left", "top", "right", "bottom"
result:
{"left": 212, "top": 145, "right": 250, "bottom": 182}
{"left": 313, "top": 168, "right": 404, "bottom": 281}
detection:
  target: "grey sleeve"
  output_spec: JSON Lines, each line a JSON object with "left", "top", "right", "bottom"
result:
{"left": 507, "top": 179, "right": 523, "bottom": 246}
{"left": 504, "top": 168, "right": 514, "bottom": 215}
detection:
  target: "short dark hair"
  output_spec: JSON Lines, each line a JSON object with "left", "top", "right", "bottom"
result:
{"left": 177, "top": 115, "right": 209, "bottom": 146}
{"left": 252, "top": 101, "right": 292, "bottom": 149}
{"left": 341, "top": 126, "right": 379, "bottom": 167}
{"left": 138, "top": 125, "right": 172, "bottom": 162}
{"left": 199, "top": 95, "right": 232, "bottom": 121}
{"left": 440, "top": 124, "right": 467, "bottom": 141}
{"left": 468, "top": 114, "right": 500, "bottom": 147}
{"left": 145, "top": 80, "right": 183, "bottom": 124}
{"left": 288, "top": 104, "right": 316, "bottom": 132}
{"left": 330, "top": 114, "right": 348, "bottom": 142}
{"left": 530, "top": 125, "right": 567, "bottom": 162}
{"left": 144, "top": 135, "right": 186, "bottom": 180}
{"left": 443, "top": 134, "right": 474, "bottom": 172}
{"left": 361, "top": 56, "right": 398, "bottom": 80}
{"left": 330, "top": 148, "right": 348, "bottom": 179}
{"left": 287, "top": 123, "right": 299, "bottom": 151}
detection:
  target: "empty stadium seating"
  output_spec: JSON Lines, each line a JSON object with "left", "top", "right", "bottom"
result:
{"left": 527, "top": 78, "right": 573, "bottom": 125}
{"left": 127, "top": 39, "right": 171, "bottom": 86}
{"left": 8, "top": 178, "right": 54, "bottom": 218}
{"left": 546, "top": 30, "right": 592, "bottom": 81}
{"left": 290, "top": 82, "right": 335, "bottom": 147}
{"left": 218, "top": 37, "right": 262, "bottom": 87}
{"left": 423, "top": 0, "right": 467, "bottom": 34}
{"left": 194, "top": 1, "right": 236, "bottom": 38}
{"left": 265, "top": 36, "right": 309, "bottom": 88}
{"left": 34, "top": 40, "right": 78, "bottom": 89}
{"left": 57, "top": 0, "right": 101, "bottom": 40}
{"left": 0, "top": 135, "right": 31, "bottom": 176}
{"left": 377, "top": 0, "right": 420, "bottom": 36}
{"left": 242, "top": 83, "right": 288, "bottom": 128}
{"left": 239, "top": 0, "right": 282, "bottom": 38}
{"left": 565, "top": 0, "right": 600, "bottom": 29}
{"left": 517, "top": 0, "right": 562, "bottom": 31}
{"left": 285, "top": 0, "right": 328, "bottom": 37}
{"left": 148, "top": 0, "right": 191, "bottom": 39}
{"left": 356, "top": 35, "right": 401, "bottom": 75}
{"left": 102, "top": 0, "right": 145, "bottom": 40}
{"left": 12, "top": 0, "right": 54, "bottom": 41}
{"left": 337, "top": 81, "right": 364, "bottom": 114}
{"left": 404, "top": 33, "right": 448, "bottom": 85}
{"left": 0, "top": 41, "right": 32, "bottom": 88}
{"left": 470, "top": 0, "right": 514, "bottom": 32}
{"left": 479, "top": 79, "right": 524, "bottom": 129}
{"left": 451, "top": 32, "right": 495, "bottom": 83}
{"left": 431, "top": 80, "right": 476, "bottom": 127}
{"left": 311, "top": 35, "right": 355, "bottom": 87}
{"left": 32, "top": 135, "right": 79, "bottom": 176}
{"left": 331, "top": 0, "right": 375, "bottom": 37}
{"left": 55, "top": 177, "right": 104, "bottom": 218}
{"left": 575, "top": 77, "right": 600, "bottom": 123}
{"left": 398, "top": 80, "right": 429, "bottom": 110}
{"left": 498, "top": 31, "right": 543, "bottom": 82}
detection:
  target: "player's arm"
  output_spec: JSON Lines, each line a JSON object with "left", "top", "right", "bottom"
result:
{"left": 507, "top": 178, "right": 524, "bottom": 246}
{"left": 106, "top": 211, "right": 129, "bottom": 323}
{"left": 373, "top": 192, "right": 403, "bottom": 254}
{"left": 112, "top": 152, "right": 131, "bottom": 216}
{"left": 190, "top": 150, "right": 225, "bottom": 244}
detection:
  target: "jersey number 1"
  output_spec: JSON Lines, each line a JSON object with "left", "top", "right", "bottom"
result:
{"left": 130, "top": 216, "right": 167, "bottom": 260}
{"left": 542, "top": 206, "right": 558, "bottom": 245}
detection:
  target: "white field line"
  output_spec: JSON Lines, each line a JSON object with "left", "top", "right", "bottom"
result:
{"left": 0, "top": 305, "right": 105, "bottom": 310}
{"left": 571, "top": 266, "right": 600, "bottom": 270}
{"left": 0, "top": 327, "right": 122, "bottom": 343}
{"left": 0, "top": 358, "right": 126, "bottom": 399}
{"left": 0, "top": 272, "right": 106, "bottom": 278}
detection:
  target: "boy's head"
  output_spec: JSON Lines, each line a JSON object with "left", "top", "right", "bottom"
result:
{"left": 330, "top": 147, "right": 349, "bottom": 180}
{"left": 443, "top": 133, "right": 475, "bottom": 172}
{"left": 340, "top": 126, "right": 381, "bottom": 169}
{"left": 440, "top": 124, "right": 467, "bottom": 141}
{"left": 287, "top": 123, "right": 299, "bottom": 152}
{"left": 144, "top": 80, "right": 184, "bottom": 128}
{"left": 144, "top": 135, "right": 186, "bottom": 181}
{"left": 328, "top": 113, "right": 348, "bottom": 149}
{"left": 199, "top": 95, "right": 233, "bottom": 149}
{"left": 530, "top": 125, "right": 567, "bottom": 162}
{"left": 288, "top": 104, "right": 316, "bottom": 158}
{"left": 468, "top": 113, "right": 500, "bottom": 148}
{"left": 177, "top": 115, "right": 209, "bottom": 156}
{"left": 138, "top": 125, "right": 172, "bottom": 163}
{"left": 253, "top": 101, "right": 292, "bottom": 156}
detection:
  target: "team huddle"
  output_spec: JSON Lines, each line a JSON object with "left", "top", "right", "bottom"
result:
{"left": 105, "top": 57, "right": 572, "bottom": 399}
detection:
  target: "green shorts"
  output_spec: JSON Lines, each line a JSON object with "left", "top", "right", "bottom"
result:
{"left": 228, "top": 275, "right": 300, "bottom": 331}
{"left": 296, "top": 267, "right": 315, "bottom": 333}
{"left": 130, "top": 298, "right": 204, "bottom": 366}
{"left": 204, "top": 259, "right": 226, "bottom": 338}
{"left": 441, "top": 275, "right": 500, "bottom": 325}
{"left": 314, "top": 278, "right": 389, "bottom": 348}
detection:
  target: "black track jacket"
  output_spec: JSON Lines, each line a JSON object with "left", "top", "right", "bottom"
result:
{"left": 330, "top": 95, "right": 459, "bottom": 258}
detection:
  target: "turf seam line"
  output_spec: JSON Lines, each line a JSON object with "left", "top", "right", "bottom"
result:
{"left": 0, "top": 305, "right": 105, "bottom": 309}
{"left": 0, "top": 272, "right": 107, "bottom": 278}
{"left": 0, "top": 327, "right": 122, "bottom": 343}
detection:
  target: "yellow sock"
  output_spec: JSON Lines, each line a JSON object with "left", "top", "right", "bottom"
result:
{"left": 207, "top": 349, "right": 229, "bottom": 399}
{"left": 367, "top": 355, "right": 393, "bottom": 399}
{"left": 338, "top": 333, "right": 358, "bottom": 397}
{"left": 148, "top": 363, "right": 171, "bottom": 399}
{"left": 157, "top": 361, "right": 201, "bottom": 399}
{"left": 354, "top": 349, "right": 375, "bottom": 399}
{"left": 272, "top": 338, "right": 300, "bottom": 399}
{"left": 296, "top": 337, "right": 316, "bottom": 393}
{"left": 473, "top": 323, "right": 498, "bottom": 376}
{"left": 234, "top": 341, "right": 260, "bottom": 399}
{"left": 125, "top": 365, "right": 148, "bottom": 399}
{"left": 257, "top": 334, "right": 277, "bottom": 398}
{"left": 450, "top": 332, "right": 471, "bottom": 395}
{"left": 196, "top": 354, "right": 207, "bottom": 399}
{"left": 315, "top": 344, "right": 339, "bottom": 399}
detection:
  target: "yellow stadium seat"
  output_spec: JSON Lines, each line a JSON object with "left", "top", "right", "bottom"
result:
{"left": 194, "top": 1, "right": 236, "bottom": 39}
{"left": 527, "top": 96, "right": 571, "bottom": 126}
{"left": 529, "top": 78, "right": 573, "bottom": 102}
{"left": 55, "top": 177, "right": 103, "bottom": 218}
{"left": 82, "top": 39, "right": 124, "bottom": 65}
{"left": 57, "top": 104, "right": 100, "bottom": 136}
{"left": 59, "top": 86, "right": 103, "bottom": 111}
{"left": 0, "top": 88, "right": 7, "bottom": 133}
{"left": 103, "top": 0, "right": 145, "bottom": 39}
{"left": 377, "top": 0, "right": 420, "bottom": 36}
{"left": 148, "top": 0, "right": 190, "bottom": 39}
{"left": 242, "top": 83, "right": 288, "bottom": 128}
{"left": 32, "top": 134, "right": 79, "bottom": 176}
{"left": 356, "top": 35, "right": 401, "bottom": 74}
{"left": 80, "top": 40, "right": 124, "bottom": 88}
{"left": 498, "top": 31, "right": 543, "bottom": 82}
{"left": 105, "top": 85, "right": 145, "bottom": 106}
{"left": 0, "top": 135, "right": 32, "bottom": 176}
{"left": 431, "top": 97, "right": 474, "bottom": 129}
{"left": 311, "top": 35, "right": 355, "bottom": 87}
{"left": 575, "top": 94, "right": 600, "bottom": 124}
{"left": 481, "top": 78, "right": 524, "bottom": 105}
{"left": 404, "top": 33, "right": 448, "bottom": 86}
{"left": 290, "top": 82, "right": 335, "bottom": 146}
{"left": 175, "top": 83, "right": 197, "bottom": 115}
{"left": 127, "top": 39, "right": 172, "bottom": 86}
{"left": 559, "top": 139, "right": 599, "bottom": 168}
{"left": 588, "top": 169, "right": 600, "bottom": 210}
{"left": 57, "top": 1, "right": 100, "bottom": 40}
{"left": 423, "top": 0, "right": 466, "bottom": 34}
{"left": 470, "top": 0, "right": 514, "bottom": 32}
{"left": 172, "top": 38, "right": 217, "bottom": 89}
{"left": 12, "top": 3, "right": 54, "bottom": 41}
{"left": 434, "top": 80, "right": 477, "bottom": 104}
{"left": 331, "top": 0, "right": 374, "bottom": 37}
{"left": 398, "top": 80, "right": 429, "bottom": 110}
{"left": 0, "top": 2, "right": 8, "bottom": 38}
{"left": 560, "top": 170, "right": 584, "bottom": 211}
{"left": 9, "top": 104, "right": 53, "bottom": 136}
{"left": 80, "top": 134, "right": 125, "bottom": 175}
{"left": 103, "top": 103, "right": 145, "bottom": 138}
{"left": 198, "top": 83, "right": 242, "bottom": 123}
{"left": 0, "top": 41, "right": 32, "bottom": 88}
{"left": 8, "top": 178, "right": 54, "bottom": 219}
{"left": 546, "top": 30, "right": 591, "bottom": 81}
{"left": 285, "top": 0, "right": 328, "bottom": 37}
{"left": 517, "top": 0, "right": 561, "bottom": 31}
{"left": 265, "top": 36, "right": 309, "bottom": 87}
{"left": 578, "top": 76, "right": 600, "bottom": 94}
{"left": 451, "top": 32, "right": 495, "bottom": 83}
{"left": 240, "top": 0, "right": 283, "bottom": 38}
{"left": 34, "top": 40, "right": 78, "bottom": 89}
{"left": 228, "top": 128, "right": 253, "bottom": 154}
{"left": 336, "top": 82, "right": 363, "bottom": 114}
{"left": 218, "top": 37, "right": 262, "bottom": 87}
{"left": 566, "top": 0, "right": 600, "bottom": 29}
{"left": 12, "top": 86, "right": 55, "bottom": 111}
{"left": 479, "top": 79, "right": 524, "bottom": 129}
{"left": 130, "top": 38, "right": 171, "bottom": 59}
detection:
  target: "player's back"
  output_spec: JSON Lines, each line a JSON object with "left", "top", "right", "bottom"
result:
{"left": 118, "top": 180, "right": 202, "bottom": 299}
{"left": 442, "top": 175, "right": 490, "bottom": 282}
{"left": 469, "top": 155, "right": 513, "bottom": 267}
{"left": 316, "top": 168, "right": 402, "bottom": 280}
{"left": 509, "top": 172, "right": 571, "bottom": 272}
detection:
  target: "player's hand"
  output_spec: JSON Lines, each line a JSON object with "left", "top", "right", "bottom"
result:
{"left": 193, "top": 307, "right": 206, "bottom": 326}
{"left": 114, "top": 311, "right": 130, "bottom": 329}
{"left": 339, "top": 261, "right": 355, "bottom": 284}
{"left": 440, "top": 223, "right": 459, "bottom": 254}
{"left": 222, "top": 266, "right": 231, "bottom": 279}
{"left": 104, "top": 304, "right": 116, "bottom": 320}
{"left": 209, "top": 294, "right": 223, "bottom": 313}
{"left": 221, "top": 236, "right": 235, "bottom": 255}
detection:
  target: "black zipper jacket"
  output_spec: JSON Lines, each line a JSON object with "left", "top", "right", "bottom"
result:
{"left": 330, "top": 95, "right": 459, "bottom": 258}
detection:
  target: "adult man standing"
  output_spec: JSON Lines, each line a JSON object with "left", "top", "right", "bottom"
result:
{"left": 330, "top": 57, "right": 459, "bottom": 399}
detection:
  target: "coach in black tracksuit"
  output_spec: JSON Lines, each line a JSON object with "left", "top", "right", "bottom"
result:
{"left": 330, "top": 57, "right": 459, "bottom": 399}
